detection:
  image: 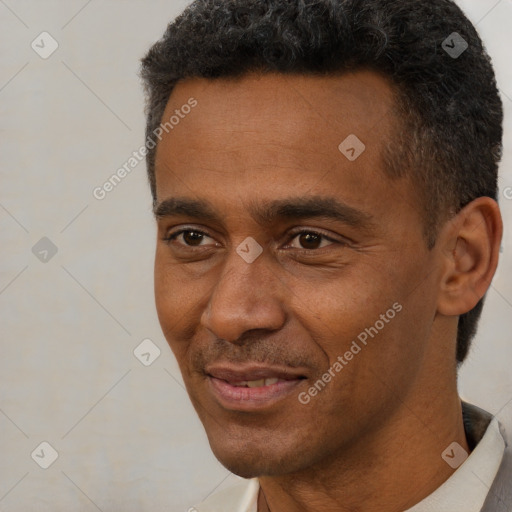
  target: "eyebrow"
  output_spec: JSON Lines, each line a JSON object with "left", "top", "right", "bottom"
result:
{"left": 153, "top": 196, "right": 376, "bottom": 232}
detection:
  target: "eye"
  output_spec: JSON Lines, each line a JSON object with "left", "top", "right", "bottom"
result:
{"left": 162, "top": 228, "right": 342, "bottom": 252}
{"left": 286, "top": 230, "right": 339, "bottom": 251}
{"left": 163, "top": 228, "right": 215, "bottom": 247}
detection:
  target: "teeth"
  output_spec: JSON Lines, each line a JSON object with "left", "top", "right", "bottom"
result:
{"left": 231, "top": 378, "right": 282, "bottom": 388}
{"left": 230, "top": 381, "right": 248, "bottom": 387}
{"left": 247, "top": 379, "right": 266, "bottom": 388}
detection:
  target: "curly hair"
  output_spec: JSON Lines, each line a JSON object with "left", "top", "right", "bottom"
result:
{"left": 140, "top": 0, "right": 503, "bottom": 364}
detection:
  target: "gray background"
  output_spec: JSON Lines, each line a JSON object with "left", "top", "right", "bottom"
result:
{"left": 0, "top": 0, "right": 511, "bottom": 510}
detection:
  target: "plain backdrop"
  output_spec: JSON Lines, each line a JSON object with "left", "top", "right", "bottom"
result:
{"left": 1, "top": 0, "right": 511, "bottom": 510}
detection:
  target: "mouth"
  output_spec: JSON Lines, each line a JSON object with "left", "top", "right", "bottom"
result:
{"left": 205, "top": 364, "right": 308, "bottom": 410}
{"left": 224, "top": 377, "right": 290, "bottom": 388}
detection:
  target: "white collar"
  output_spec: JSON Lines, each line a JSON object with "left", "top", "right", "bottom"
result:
{"left": 405, "top": 415, "right": 505, "bottom": 512}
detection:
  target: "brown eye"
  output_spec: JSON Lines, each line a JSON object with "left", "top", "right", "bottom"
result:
{"left": 288, "top": 230, "right": 337, "bottom": 251}
{"left": 182, "top": 230, "right": 205, "bottom": 246}
{"left": 298, "top": 232, "right": 322, "bottom": 250}
{"left": 164, "top": 229, "right": 213, "bottom": 247}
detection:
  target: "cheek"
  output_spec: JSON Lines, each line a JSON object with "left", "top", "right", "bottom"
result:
{"left": 297, "top": 273, "right": 391, "bottom": 354}
{"left": 296, "top": 265, "right": 420, "bottom": 393}
{"left": 154, "top": 251, "right": 192, "bottom": 357}
{"left": 154, "top": 249, "right": 217, "bottom": 365}
{"left": 154, "top": 252, "right": 173, "bottom": 324}
{"left": 155, "top": 247, "right": 197, "bottom": 313}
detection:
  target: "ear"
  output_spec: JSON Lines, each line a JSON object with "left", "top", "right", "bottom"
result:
{"left": 436, "top": 197, "right": 503, "bottom": 316}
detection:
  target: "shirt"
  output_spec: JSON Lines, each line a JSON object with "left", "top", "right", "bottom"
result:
{"left": 192, "top": 404, "right": 506, "bottom": 512}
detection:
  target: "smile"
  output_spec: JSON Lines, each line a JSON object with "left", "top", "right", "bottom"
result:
{"left": 205, "top": 364, "right": 307, "bottom": 411}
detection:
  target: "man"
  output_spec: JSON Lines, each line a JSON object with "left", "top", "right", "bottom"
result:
{"left": 140, "top": 0, "right": 511, "bottom": 510}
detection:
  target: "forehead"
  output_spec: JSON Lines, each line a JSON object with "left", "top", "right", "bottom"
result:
{"left": 153, "top": 71, "right": 414, "bottom": 228}
{"left": 158, "top": 70, "right": 396, "bottom": 157}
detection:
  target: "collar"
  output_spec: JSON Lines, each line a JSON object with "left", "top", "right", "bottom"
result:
{"left": 404, "top": 401, "right": 505, "bottom": 512}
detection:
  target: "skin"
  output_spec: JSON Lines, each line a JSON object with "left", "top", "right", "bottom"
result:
{"left": 152, "top": 71, "right": 502, "bottom": 512}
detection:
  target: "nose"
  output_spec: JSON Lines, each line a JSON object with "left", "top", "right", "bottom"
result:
{"left": 200, "top": 249, "right": 287, "bottom": 344}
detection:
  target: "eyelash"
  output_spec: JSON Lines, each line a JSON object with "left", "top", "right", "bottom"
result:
{"left": 162, "top": 227, "right": 341, "bottom": 252}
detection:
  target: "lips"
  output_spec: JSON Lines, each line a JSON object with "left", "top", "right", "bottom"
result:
{"left": 206, "top": 365, "right": 307, "bottom": 385}
{"left": 205, "top": 364, "right": 307, "bottom": 410}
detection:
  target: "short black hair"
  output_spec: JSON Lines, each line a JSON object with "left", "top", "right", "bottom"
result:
{"left": 140, "top": 0, "right": 503, "bottom": 364}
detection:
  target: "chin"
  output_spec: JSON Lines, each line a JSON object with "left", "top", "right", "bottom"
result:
{"left": 213, "top": 452, "right": 283, "bottom": 478}
{"left": 208, "top": 436, "right": 304, "bottom": 478}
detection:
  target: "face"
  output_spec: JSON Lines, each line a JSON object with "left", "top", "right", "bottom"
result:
{"left": 153, "top": 71, "right": 444, "bottom": 478}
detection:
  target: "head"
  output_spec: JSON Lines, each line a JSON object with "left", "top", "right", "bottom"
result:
{"left": 141, "top": 0, "right": 503, "bottom": 477}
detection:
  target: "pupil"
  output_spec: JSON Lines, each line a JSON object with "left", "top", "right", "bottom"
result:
{"left": 184, "top": 231, "right": 203, "bottom": 246}
{"left": 300, "top": 233, "right": 320, "bottom": 249}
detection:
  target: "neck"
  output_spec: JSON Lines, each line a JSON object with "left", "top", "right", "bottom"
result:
{"left": 258, "top": 390, "right": 469, "bottom": 512}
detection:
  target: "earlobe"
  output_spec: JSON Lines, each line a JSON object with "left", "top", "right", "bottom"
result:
{"left": 437, "top": 197, "right": 503, "bottom": 317}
